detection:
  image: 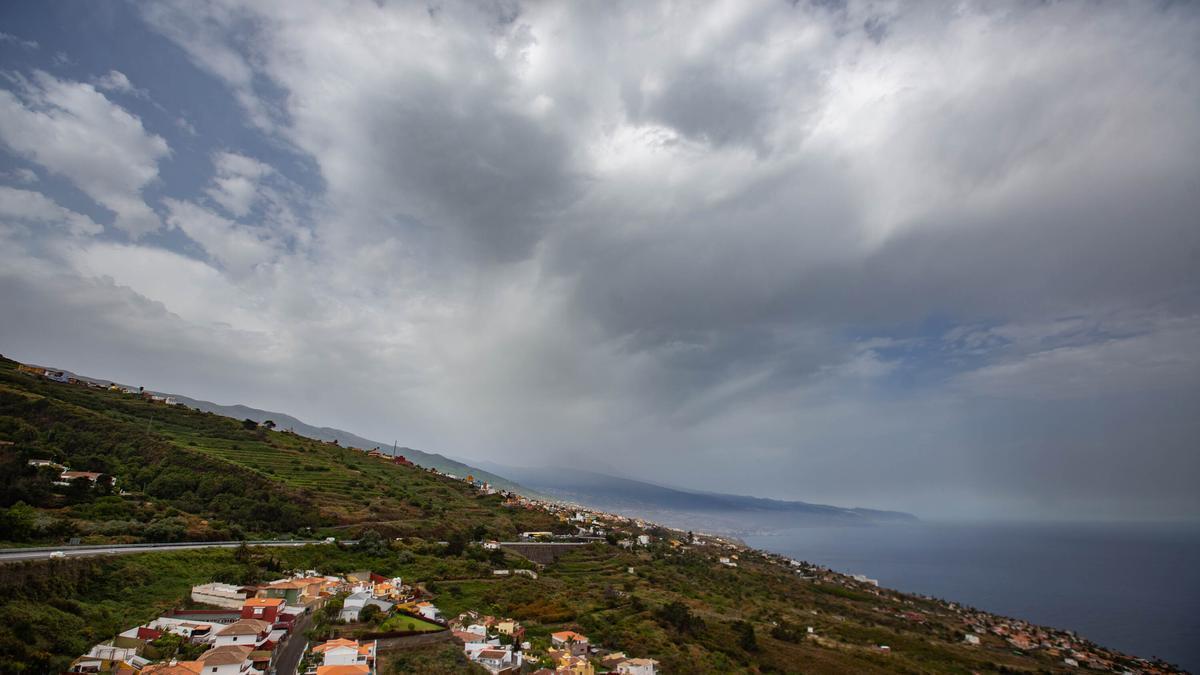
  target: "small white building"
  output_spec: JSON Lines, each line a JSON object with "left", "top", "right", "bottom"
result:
{"left": 636, "top": 534, "right": 651, "bottom": 546}
{"left": 414, "top": 601, "right": 442, "bottom": 622}
{"left": 616, "top": 658, "right": 660, "bottom": 675}
{"left": 964, "top": 633, "right": 980, "bottom": 645}
{"left": 212, "top": 619, "right": 271, "bottom": 648}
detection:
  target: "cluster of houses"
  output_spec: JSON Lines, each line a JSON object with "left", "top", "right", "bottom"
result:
{"left": 448, "top": 613, "right": 658, "bottom": 675}
{"left": 66, "top": 570, "right": 426, "bottom": 674}
{"left": 16, "top": 363, "right": 179, "bottom": 405}
{"left": 27, "top": 458, "right": 117, "bottom": 489}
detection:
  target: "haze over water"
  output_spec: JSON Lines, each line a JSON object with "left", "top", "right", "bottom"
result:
{"left": 744, "top": 521, "right": 1200, "bottom": 672}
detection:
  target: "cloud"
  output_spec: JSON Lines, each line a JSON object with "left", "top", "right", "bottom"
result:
{"left": 164, "top": 197, "right": 277, "bottom": 276}
{"left": 0, "top": 186, "right": 102, "bottom": 235}
{"left": 0, "top": 71, "right": 169, "bottom": 236}
{"left": 92, "top": 70, "right": 149, "bottom": 99}
{"left": 0, "top": 0, "right": 1192, "bottom": 519}
{"left": 204, "top": 151, "right": 272, "bottom": 218}
{"left": 0, "top": 32, "right": 39, "bottom": 49}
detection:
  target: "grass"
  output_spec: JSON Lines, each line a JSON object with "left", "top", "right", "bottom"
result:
{"left": 378, "top": 614, "right": 444, "bottom": 633}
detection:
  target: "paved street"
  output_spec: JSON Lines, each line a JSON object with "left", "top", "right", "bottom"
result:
{"left": 0, "top": 540, "right": 326, "bottom": 562}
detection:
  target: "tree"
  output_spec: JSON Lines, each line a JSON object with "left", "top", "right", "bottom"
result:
{"left": 262, "top": 420, "right": 276, "bottom": 430}
{"left": 733, "top": 620, "right": 758, "bottom": 651}
{"left": 358, "top": 603, "right": 383, "bottom": 624}
{"left": 0, "top": 501, "right": 37, "bottom": 541}
{"left": 657, "top": 600, "right": 705, "bottom": 635}
{"left": 241, "top": 418, "right": 258, "bottom": 430}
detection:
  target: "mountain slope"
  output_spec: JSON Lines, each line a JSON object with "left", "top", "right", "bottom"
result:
{"left": 478, "top": 463, "right": 917, "bottom": 533}
{"left": 163, "top": 394, "right": 533, "bottom": 495}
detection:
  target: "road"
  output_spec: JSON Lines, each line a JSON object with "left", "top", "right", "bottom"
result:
{"left": 0, "top": 539, "right": 336, "bottom": 562}
{"left": 271, "top": 605, "right": 315, "bottom": 675}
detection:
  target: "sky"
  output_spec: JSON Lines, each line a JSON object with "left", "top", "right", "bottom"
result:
{"left": 0, "top": 1, "right": 1197, "bottom": 521}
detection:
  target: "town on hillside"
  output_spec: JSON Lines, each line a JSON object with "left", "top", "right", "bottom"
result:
{"left": 6, "top": 360, "right": 1189, "bottom": 675}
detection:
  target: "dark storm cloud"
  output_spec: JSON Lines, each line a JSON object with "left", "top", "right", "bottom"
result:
{"left": 1, "top": 0, "right": 1198, "bottom": 519}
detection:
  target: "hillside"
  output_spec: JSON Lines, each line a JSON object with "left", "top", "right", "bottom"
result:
{"left": 166, "top": 393, "right": 534, "bottom": 496}
{"left": 480, "top": 463, "right": 917, "bottom": 534}
{"left": 0, "top": 356, "right": 1185, "bottom": 674}
{"left": 0, "top": 356, "right": 563, "bottom": 544}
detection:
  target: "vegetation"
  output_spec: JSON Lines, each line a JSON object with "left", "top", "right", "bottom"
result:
{"left": 0, "top": 355, "right": 562, "bottom": 544}
{"left": 0, "top": 357, "right": 1168, "bottom": 673}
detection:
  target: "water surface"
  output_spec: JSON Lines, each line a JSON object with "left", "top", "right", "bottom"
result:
{"left": 742, "top": 521, "right": 1200, "bottom": 671}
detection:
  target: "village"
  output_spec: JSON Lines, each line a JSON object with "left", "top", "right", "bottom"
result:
{"left": 9, "top": 360, "right": 1188, "bottom": 675}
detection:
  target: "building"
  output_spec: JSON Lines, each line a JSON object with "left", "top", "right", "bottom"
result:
{"left": 192, "top": 582, "right": 252, "bottom": 609}
{"left": 257, "top": 577, "right": 324, "bottom": 605}
{"left": 310, "top": 637, "right": 377, "bottom": 672}
{"left": 550, "top": 631, "right": 589, "bottom": 657}
{"left": 616, "top": 658, "right": 659, "bottom": 675}
{"left": 242, "top": 597, "right": 285, "bottom": 623}
{"left": 339, "top": 591, "right": 394, "bottom": 623}
{"left": 213, "top": 618, "right": 272, "bottom": 648}
{"left": 413, "top": 601, "right": 442, "bottom": 622}
{"left": 195, "top": 645, "right": 257, "bottom": 675}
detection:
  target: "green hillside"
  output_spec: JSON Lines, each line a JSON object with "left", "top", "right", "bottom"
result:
{"left": 0, "top": 355, "right": 562, "bottom": 543}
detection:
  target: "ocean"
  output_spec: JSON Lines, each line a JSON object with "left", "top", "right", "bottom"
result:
{"left": 742, "top": 521, "right": 1200, "bottom": 672}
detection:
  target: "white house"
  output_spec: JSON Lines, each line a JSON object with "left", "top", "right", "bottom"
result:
{"left": 616, "top": 658, "right": 660, "bottom": 675}
{"left": 212, "top": 619, "right": 271, "bottom": 648}
{"left": 636, "top": 534, "right": 651, "bottom": 546}
{"left": 414, "top": 601, "right": 442, "bottom": 622}
{"left": 191, "top": 582, "right": 250, "bottom": 609}
{"left": 311, "top": 637, "right": 376, "bottom": 667}
{"left": 195, "top": 644, "right": 257, "bottom": 674}
{"left": 340, "top": 591, "right": 394, "bottom": 622}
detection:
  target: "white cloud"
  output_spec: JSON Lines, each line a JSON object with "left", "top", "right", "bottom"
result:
{"left": 92, "top": 70, "right": 149, "bottom": 99}
{"left": 0, "top": 32, "right": 38, "bottom": 49}
{"left": 164, "top": 197, "right": 277, "bottom": 276}
{"left": 0, "top": 186, "right": 102, "bottom": 235}
{"left": 0, "top": 71, "right": 169, "bottom": 236}
{"left": 205, "top": 151, "right": 273, "bottom": 217}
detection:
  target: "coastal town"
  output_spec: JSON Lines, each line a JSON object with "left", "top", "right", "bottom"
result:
{"left": 3, "top": 359, "right": 1191, "bottom": 675}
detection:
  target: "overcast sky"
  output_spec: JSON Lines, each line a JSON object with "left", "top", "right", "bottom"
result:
{"left": 1, "top": 1, "right": 1197, "bottom": 520}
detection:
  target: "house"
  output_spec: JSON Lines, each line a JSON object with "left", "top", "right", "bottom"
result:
{"left": 195, "top": 644, "right": 257, "bottom": 674}
{"left": 718, "top": 557, "right": 737, "bottom": 567}
{"left": 212, "top": 618, "right": 272, "bottom": 648}
{"left": 242, "top": 597, "right": 285, "bottom": 623}
{"left": 27, "top": 458, "right": 67, "bottom": 470}
{"left": 142, "top": 661, "right": 203, "bottom": 675}
{"left": 964, "top": 633, "right": 981, "bottom": 645}
{"left": 554, "top": 653, "right": 594, "bottom": 675}
{"left": 257, "top": 576, "right": 324, "bottom": 605}
{"left": 311, "top": 638, "right": 376, "bottom": 671}
{"left": 413, "top": 601, "right": 442, "bottom": 622}
{"left": 470, "top": 646, "right": 522, "bottom": 674}
{"left": 58, "top": 470, "right": 114, "bottom": 486}
{"left": 616, "top": 658, "right": 659, "bottom": 675}
{"left": 339, "top": 591, "right": 394, "bottom": 622}
{"left": 550, "top": 630, "right": 589, "bottom": 657}
{"left": 192, "top": 582, "right": 252, "bottom": 609}
{"left": 68, "top": 644, "right": 150, "bottom": 673}
{"left": 636, "top": 535, "right": 651, "bottom": 546}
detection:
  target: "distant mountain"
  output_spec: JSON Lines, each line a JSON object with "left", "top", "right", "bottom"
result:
{"left": 149, "top": 394, "right": 534, "bottom": 496}
{"left": 475, "top": 462, "right": 917, "bottom": 534}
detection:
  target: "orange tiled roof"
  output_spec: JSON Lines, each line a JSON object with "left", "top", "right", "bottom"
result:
{"left": 551, "top": 630, "right": 588, "bottom": 643}
{"left": 243, "top": 597, "right": 285, "bottom": 607}
{"left": 316, "top": 666, "right": 369, "bottom": 675}
{"left": 141, "top": 663, "right": 203, "bottom": 675}
{"left": 312, "top": 638, "right": 359, "bottom": 653}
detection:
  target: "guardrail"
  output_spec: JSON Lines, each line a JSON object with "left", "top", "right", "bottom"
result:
{"left": 0, "top": 539, "right": 353, "bottom": 555}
